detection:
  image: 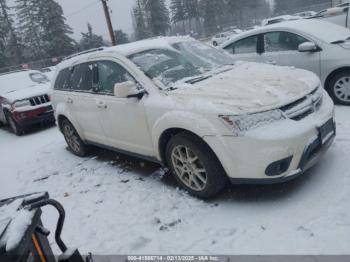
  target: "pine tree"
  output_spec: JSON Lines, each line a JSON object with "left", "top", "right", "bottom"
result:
{"left": 114, "top": 29, "right": 129, "bottom": 45}
{"left": 79, "top": 23, "right": 105, "bottom": 51}
{"left": 0, "top": 0, "right": 22, "bottom": 67}
{"left": 171, "top": 0, "right": 185, "bottom": 25}
{"left": 132, "top": 0, "right": 151, "bottom": 40}
{"left": 274, "top": 0, "right": 330, "bottom": 14}
{"left": 16, "top": 0, "right": 45, "bottom": 61}
{"left": 39, "top": 0, "right": 76, "bottom": 58}
{"left": 145, "top": 0, "right": 170, "bottom": 36}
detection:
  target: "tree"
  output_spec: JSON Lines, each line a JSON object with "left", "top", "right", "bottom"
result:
{"left": 114, "top": 29, "right": 129, "bottom": 45}
{"left": 79, "top": 23, "right": 105, "bottom": 51}
{"left": 0, "top": 0, "right": 22, "bottom": 67}
{"left": 39, "top": 0, "right": 76, "bottom": 58}
{"left": 274, "top": 0, "right": 331, "bottom": 14}
{"left": 132, "top": 0, "right": 151, "bottom": 40}
{"left": 170, "top": 0, "right": 185, "bottom": 25}
{"left": 144, "top": 0, "right": 170, "bottom": 36}
{"left": 16, "top": 0, "right": 46, "bottom": 61}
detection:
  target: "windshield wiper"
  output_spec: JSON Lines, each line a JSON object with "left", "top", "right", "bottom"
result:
{"left": 331, "top": 36, "right": 350, "bottom": 44}
{"left": 185, "top": 75, "right": 212, "bottom": 84}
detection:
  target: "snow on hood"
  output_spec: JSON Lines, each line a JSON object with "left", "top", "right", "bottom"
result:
{"left": 169, "top": 62, "right": 320, "bottom": 115}
{"left": 0, "top": 71, "right": 50, "bottom": 102}
{"left": 4, "top": 84, "right": 50, "bottom": 103}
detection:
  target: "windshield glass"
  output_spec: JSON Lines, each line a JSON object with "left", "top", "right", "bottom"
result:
{"left": 129, "top": 41, "right": 234, "bottom": 87}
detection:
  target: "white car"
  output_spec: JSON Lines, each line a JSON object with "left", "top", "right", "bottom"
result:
{"left": 261, "top": 15, "right": 301, "bottom": 26}
{"left": 314, "top": 3, "right": 350, "bottom": 28}
{"left": 0, "top": 70, "right": 54, "bottom": 135}
{"left": 220, "top": 19, "right": 350, "bottom": 105}
{"left": 52, "top": 37, "right": 335, "bottom": 198}
{"left": 212, "top": 29, "right": 242, "bottom": 46}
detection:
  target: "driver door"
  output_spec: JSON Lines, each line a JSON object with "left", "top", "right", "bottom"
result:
{"left": 260, "top": 31, "right": 321, "bottom": 76}
{"left": 93, "top": 59, "right": 154, "bottom": 157}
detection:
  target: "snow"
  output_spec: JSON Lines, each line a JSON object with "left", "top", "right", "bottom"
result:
{"left": 0, "top": 70, "right": 51, "bottom": 103}
{"left": 0, "top": 199, "right": 35, "bottom": 252}
{"left": 0, "top": 106, "right": 349, "bottom": 254}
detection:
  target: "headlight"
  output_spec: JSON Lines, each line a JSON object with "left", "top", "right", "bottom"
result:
{"left": 219, "top": 109, "right": 285, "bottom": 135}
{"left": 12, "top": 100, "right": 31, "bottom": 108}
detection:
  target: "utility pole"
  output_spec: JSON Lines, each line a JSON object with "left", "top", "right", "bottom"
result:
{"left": 101, "top": 0, "right": 117, "bottom": 46}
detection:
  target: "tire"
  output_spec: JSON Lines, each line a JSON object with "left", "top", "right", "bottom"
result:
{"left": 165, "top": 132, "right": 228, "bottom": 199}
{"left": 327, "top": 71, "right": 350, "bottom": 106}
{"left": 213, "top": 41, "right": 218, "bottom": 46}
{"left": 6, "top": 113, "right": 24, "bottom": 136}
{"left": 61, "top": 119, "right": 88, "bottom": 157}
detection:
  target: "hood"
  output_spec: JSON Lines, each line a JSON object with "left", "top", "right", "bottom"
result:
{"left": 169, "top": 62, "right": 320, "bottom": 115}
{"left": 2, "top": 84, "right": 50, "bottom": 103}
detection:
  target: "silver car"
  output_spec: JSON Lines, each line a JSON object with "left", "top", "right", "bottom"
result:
{"left": 220, "top": 19, "right": 350, "bottom": 105}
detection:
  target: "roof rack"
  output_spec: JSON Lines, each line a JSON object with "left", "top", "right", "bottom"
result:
{"left": 63, "top": 47, "right": 105, "bottom": 61}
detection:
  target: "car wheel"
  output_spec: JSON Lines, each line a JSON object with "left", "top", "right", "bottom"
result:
{"left": 213, "top": 41, "right": 218, "bottom": 46}
{"left": 6, "top": 114, "right": 24, "bottom": 136}
{"left": 61, "top": 119, "right": 88, "bottom": 157}
{"left": 166, "top": 133, "right": 228, "bottom": 199}
{"left": 328, "top": 71, "right": 350, "bottom": 105}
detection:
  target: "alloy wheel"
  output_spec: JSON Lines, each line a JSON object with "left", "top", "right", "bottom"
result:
{"left": 63, "top": 124, "right": 81, "bottom": 153}
{"left": 171, "top": 145, "right": 208, "bottom": 192}
{"left": 334, "top": 76, "right": 350, "bottom": 103}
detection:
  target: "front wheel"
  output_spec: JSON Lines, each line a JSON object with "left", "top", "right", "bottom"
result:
{"left": 166, "top": 133, "right": 228, "bottom": 199}
{"left": 328, "top": 71, "right": 350, "bottom": 105}
{"left": 61, "top": 119, "right": 88, "bottom": 157}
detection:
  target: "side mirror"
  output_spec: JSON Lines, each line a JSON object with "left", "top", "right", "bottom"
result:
{"left": 298, "top": 42, "right": 319, "bottom": 52}
{"left": 114, "top": 81, "right": 145, "bottom": 99}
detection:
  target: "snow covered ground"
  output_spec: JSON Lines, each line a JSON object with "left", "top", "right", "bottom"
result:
{"left": 0, "top": 106, "right": 350, "bottom": 255}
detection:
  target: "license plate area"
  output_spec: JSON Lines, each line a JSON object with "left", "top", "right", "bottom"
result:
{"left": 319, "top": 118, "right": 335, "bottom": 145}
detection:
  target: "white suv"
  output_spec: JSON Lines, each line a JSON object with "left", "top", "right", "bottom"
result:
{"left": 52, "top": 37, "right": 335, "bottom": 198}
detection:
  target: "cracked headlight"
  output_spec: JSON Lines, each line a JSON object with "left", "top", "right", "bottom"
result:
{"left": 12, "top": 100, "right": 31, "bottom": 108}
{"left": 219, "top": 109, "right": 286, "bottom": 136}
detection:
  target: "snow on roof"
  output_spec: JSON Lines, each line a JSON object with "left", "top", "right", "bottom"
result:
{"left": 224, "top": 19, "right": 350, "bottom": 46}
{"left": 58, "top": 36, "right": 194, "bottom": 69}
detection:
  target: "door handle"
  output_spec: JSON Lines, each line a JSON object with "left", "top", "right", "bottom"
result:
{"left": 96, "top": 100, "right": 107, "bottom": 109}
{"left": 66, "top": 97, "right": 73, "bottom": 104}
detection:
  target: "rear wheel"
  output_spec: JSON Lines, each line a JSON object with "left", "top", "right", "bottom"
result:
{"left": 328, "top": 71, "right": 350, "bottom": 105}
{"left": 61, "top": 119, "right": 88, "bottom": 157}
{"left": 166, "top": 133, "right": 228, "bottom": 199}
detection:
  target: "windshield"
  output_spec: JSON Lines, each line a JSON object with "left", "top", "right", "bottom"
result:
{"left": 128, "top": 41, "right": 234, "bottom": 87}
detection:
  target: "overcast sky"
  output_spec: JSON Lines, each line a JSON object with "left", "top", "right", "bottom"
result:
{"left": 57, "top": 0, "right": 135, "bottom": 40}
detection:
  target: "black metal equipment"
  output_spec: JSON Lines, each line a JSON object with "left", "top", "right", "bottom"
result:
{"left": 0, "top": 192, "right": 92, "bottom": 262}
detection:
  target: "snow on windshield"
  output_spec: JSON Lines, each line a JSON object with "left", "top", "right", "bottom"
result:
{"left": 129, "top": 41, "right": 234, "bottom": 87}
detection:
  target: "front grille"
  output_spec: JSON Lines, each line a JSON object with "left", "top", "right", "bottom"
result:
{"left": 281, "top": 88, "right": 323, "bottom": 121}
{"left": 29, "top": 95, "right": 50, "bottom": 106}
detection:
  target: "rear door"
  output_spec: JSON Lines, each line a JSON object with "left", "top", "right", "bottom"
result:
{"left": 223, "top": 34, "right": 263, "bottom": 62}
{"left": 67, "top": 62, "right": 106, "bottom": 144}
{"left": 260, "top": 31, "right": 321, "bottom": 75}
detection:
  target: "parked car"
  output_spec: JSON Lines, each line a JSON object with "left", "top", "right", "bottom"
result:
{"left": 40, "top": 66, "right": 57, "bottom": 80}
{"left": 0, "top": 70, "right": 54, "bottom": 135}
{"left": 52, "top": 37, "right": 335, "bottom": 198}
{"left": 294, "top": 11, "right": 317, "bottom": 18}
{"left": 313, "top": 3, "right": 350, "bottom": 28}
{"left": 212, "top": 29, "right": 242, "bottom": 46}
{"left": 261, "top": 15, "right": 301, "bottom": 26}
{"left": 220, "top": 19, "right": 350, "bottom": 105}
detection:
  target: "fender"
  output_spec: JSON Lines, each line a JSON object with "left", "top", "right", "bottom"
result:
{"left": 55, "top": 103, "right": 86, "bottom": 141}
{"left": 151, "top": 110, "right": 221, "bottom": 159}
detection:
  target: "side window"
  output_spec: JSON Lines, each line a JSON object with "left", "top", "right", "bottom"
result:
{"left": 71, "top": 63, "right": 94, "bottom": 92}
{"left": 97, "top": 61, "right": 135, "bottom": 95}
{"left": 224, "top": 35, "right": 258, "bottom": 55}
{"left": 264, "top": 31, "right": 309, "bottom": 52}
{"left": 54, "top": 68, "right": 72, "bottom": 90}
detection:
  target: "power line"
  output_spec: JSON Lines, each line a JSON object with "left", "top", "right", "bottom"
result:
{"left": 66, "top": 0, "right": 100, "bottom": 18}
